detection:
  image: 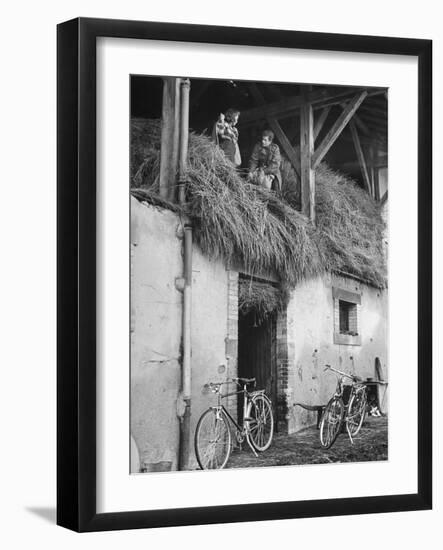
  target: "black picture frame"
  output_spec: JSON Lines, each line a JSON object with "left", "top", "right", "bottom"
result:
{"left": 57, "top": 17, "right": 432, "bottom": 532}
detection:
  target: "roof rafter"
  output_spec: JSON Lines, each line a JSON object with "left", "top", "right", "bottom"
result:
{"left": 312, "top": 91, "right": 368, "bottom": 169}
{"left": 239, "top": 86, "right": 383, "bottom": 125}
{"left": 350, "top": 120, "right": 371, "bottom": 194}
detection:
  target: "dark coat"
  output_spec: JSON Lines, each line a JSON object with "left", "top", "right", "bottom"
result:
{"left": 249, "top": 142, "right": 282, "bottom": 190}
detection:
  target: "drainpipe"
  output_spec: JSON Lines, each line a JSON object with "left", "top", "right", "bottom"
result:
{"left": 178, "top": 79, "right": 190, "bottom": 205}
{"left": 177, "top": 78, "right": 192, "bottom": 471}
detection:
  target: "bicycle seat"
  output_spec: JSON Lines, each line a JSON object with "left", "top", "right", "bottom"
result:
{"left": 235, "top": 377, "right": 256, "bottom": 385}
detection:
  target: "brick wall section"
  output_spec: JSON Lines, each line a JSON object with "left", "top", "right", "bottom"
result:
{"left": 276, "top": 293, "right": 296, "bottom": 433}
{"left": 225, "top": 270, "right": 239, "bottom": 420}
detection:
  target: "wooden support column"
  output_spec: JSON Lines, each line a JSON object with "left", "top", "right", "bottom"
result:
{"left": 159, "top": 77, "right": 180, "bottom": 201}
{"left": 312, "top": 91, "right": 367, "bottom": 169}
{"left": 349, "top": 120, "right": 371, "bottom": 194}
{"left": 300, "top": 101, "right": 315, "bottom": 222}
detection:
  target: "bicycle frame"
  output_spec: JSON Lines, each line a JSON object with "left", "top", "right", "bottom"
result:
{"left": 324, "top": 365, "right": 367, "bottom": 444}
{"left": 206, "top": 379, "right": 266, "bottom": 457}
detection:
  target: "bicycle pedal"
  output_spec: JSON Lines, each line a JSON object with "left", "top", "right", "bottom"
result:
{"left": 243, "top": 417, "right": 253, "bottom": 422}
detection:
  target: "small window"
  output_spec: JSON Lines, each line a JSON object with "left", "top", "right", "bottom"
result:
{"left": 339, "top": 300, "right": 358, "bottom": 336}
{"left": 333, "top": 287, "right": 361, "bottom": 346}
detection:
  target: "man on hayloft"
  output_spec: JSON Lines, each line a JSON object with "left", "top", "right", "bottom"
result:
{"left": 248, "top": 129, "right": 282, "bottom": 192}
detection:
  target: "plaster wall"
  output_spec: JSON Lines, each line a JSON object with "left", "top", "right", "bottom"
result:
{"left": 286, "top": 273, "right": 388, "bottom": 433}
{"left": 130, "top": 198, "right": 232, "bottom": 471}
{"left": 188, "top": 249, "right": 231, "bottom": 468}
{"left": 130, "top": 198, "right": 183, "bottom": 471}
{"left": 130, "top": 198, "right": 388, "bottom": 461}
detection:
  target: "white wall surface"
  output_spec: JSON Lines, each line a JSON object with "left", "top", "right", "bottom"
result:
{"left": 0, "top": 1, "right": 441, "bottom": 548}
{"left": 131, "top": 199, "right": 183, "bottom": 470}
{"left": 287, "top": 274, "right": 388, "bottom": 432}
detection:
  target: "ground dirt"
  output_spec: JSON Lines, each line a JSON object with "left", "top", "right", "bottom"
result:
{"left": 225, "top": 416, "right": 388, "bottom": 469}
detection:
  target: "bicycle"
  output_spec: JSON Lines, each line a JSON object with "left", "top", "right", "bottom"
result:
{"left": 194, "top": 377, "right": 274, "bottom": 470}
{"left": 319, "top": 365, "right": 368, "bottom": 449}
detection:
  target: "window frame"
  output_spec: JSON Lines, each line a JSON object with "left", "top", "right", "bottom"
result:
{"left": 332, "top": 286, "right": 362, "bottom": 346}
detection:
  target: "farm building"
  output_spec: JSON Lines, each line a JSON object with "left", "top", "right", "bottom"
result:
{"left": 130, "top": 77, "right": 388, "bottom": 472}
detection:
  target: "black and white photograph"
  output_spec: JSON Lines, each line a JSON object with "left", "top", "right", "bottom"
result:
{"left": 129, "top": 76, "right": 389, "bottom": 473}
{"left": 0, "top": 0, "right": 437, "bottom": 543}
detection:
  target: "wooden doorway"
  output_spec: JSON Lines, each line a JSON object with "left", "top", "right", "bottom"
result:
{"left": 238, "top": 309, "right": 278, "bottom": 430}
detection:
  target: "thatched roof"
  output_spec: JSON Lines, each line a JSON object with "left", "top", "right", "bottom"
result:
{"left": 238, "top": 279, "right": 290, "bottom": 323}
{"left": 131, "top": 118, "right": 387, "bottom": 290}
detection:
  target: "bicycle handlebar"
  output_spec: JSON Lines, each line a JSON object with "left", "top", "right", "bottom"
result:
{"left": 204, "top": 377, "right": 256, "bottom": 393}
{"left": 324, "top": 364, "right": 363, "bottom": 383}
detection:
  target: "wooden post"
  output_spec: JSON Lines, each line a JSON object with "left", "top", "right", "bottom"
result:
{"left": 300, "top": 101, "right": 315, "bottom": 223}
{"left": 349, "top": 120, "right": 371, "bottom": 194}
{"left": 159, "top": 77, "right": 180, "bottom": 201}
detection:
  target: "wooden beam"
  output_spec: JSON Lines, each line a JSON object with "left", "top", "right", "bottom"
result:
{"left": 249, "top": 84, "right": 300, "bottom": 176}
{"left": 300, "top": 101, "right": 315, "bottom": 222}
{"left": 239, "top": 87, "right": 384, "bottom": 125}
{"left": 270, "top": 89, "right": 384, "bottom": 125}
{"left": 159, "top": 77, "right": 180, "bottom": 201}
{"left": 314, "top": 107, "right": 330, "bottom": 140}
{"left": 349, "top": 120, "right": 371, "bottom": 194}
{"left": 312, "top": 91, "right": 368, "bottom": 169}
{"left": 240, "top": 87, "right": 363, "bottom": 124}
{"left": 268, "top": 117, "right": 301, "bottom": 176}
{"left": 352, "top": 113, "right": 370, "bottom": 135}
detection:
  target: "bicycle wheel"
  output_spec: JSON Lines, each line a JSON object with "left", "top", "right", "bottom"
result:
{"left": 347, "top": 389, "right": 367, "bottom": 437}
{"left": 246, "top": 394, "right": 274, "bottom": 452}
{"left": 319, "top": 397, "right": 344, "bottom": 449}
{"left": 194, "top": 408, "right": 232, "bottom": 470}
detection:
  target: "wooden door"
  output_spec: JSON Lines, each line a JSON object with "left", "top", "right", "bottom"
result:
{"left": 238, "top": 310, "right": 277, "bottom": 428}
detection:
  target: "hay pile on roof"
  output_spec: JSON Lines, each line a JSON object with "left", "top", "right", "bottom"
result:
{"left": 131, "top": 118, "right": 386, "bottom": 289}
{"left": 238, "top": 279, "right": 289, "bottom": 322}
{"left": 131, "top": 119, "right": 162, "bottom": 188}
{"left": 314, "top": 164, "right": 386, "bottom": 288}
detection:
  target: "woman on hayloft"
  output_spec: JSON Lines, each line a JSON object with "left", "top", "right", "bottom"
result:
{"left": 212, "top": 108, "right": 242, "bottom": 167}
{"left": 248, "top": 129, "right": 282, "bottom": 192}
